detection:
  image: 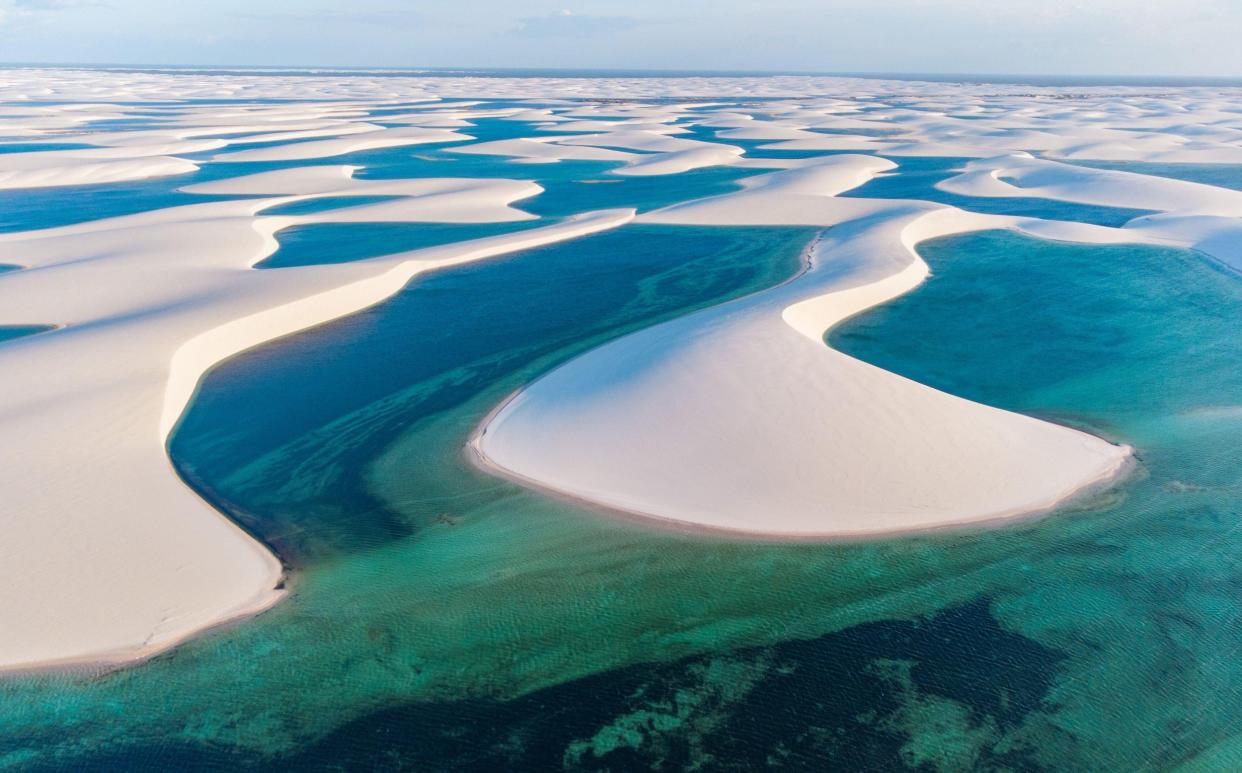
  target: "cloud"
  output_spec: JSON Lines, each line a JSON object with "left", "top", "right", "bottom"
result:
{"left": 14, "top": 0, "right": 105, "bottom": 9}
{"left": 513, "top": 10, "right": 643, "bottom": 37}
{"left": 219, "top": 0, "right": 443, "bottom": 29}
{"left": 0, "top": 0, "right": 104, "bottom": 23}
{"left": 230, "top": 7, "right": 432, "bottom": 27}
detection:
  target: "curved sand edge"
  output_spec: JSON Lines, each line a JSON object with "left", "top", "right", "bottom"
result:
{"left": 468, "top": 420, "right": 1134, "bottom": 542}
{"left": 474, "top": 158, "right": 1137, "bottom": 538}
{"left": 467, "top": 217, "right": 1135, "bottom": 539}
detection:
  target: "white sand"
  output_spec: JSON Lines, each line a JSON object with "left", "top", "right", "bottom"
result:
{"left": 450, "top": 130, "right": 749, "bottom": 176}
{"left": 475, "top": 156, "right": 1134, "bottom": 536}
{"left": 209, "top": 127, "right": 470, "bottom": 163}
{"left": 0, "top": 149, "right": 200, "bottom": 189}
{"left": 940, "top": 153, "right": 1242, "bottom": 216}
{"left": 450, "top": 136, "right": 635, "bottom": 165}
{"left": 0, "top": 104, "right": 454, "bottom": 189}
{"left": 0, "top": 158, "right": 632, "bottom": 671}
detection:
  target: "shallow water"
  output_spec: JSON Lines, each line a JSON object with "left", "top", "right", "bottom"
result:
{"left": 5, "top": 110, "right": 1242, "bottom": 771}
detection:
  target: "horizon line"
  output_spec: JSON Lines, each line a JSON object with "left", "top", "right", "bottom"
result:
{"left": 2, "top": 63, "right": 1241, "bottom": 84}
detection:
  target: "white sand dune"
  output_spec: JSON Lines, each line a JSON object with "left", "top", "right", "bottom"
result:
{"left": 940, "top": 153, "right": 1242, "bottom": 216}
{"left": 451, "top": 130, "right": 749, "bottom": 176}
{"left": 554, "top": 129, "right": 721, "bottom": 153}
{"left": 184, "top": 165, "right": 543, "bottom": 224}
{"left": 475, "top": 157, "right": 1134, "bottom": 537}
{"left": 721, "top": 101, "right": 1242, "bottom": 163}
{"left": 449, "top": 136, "right": 634, "bottom": 165}
{"left": 0, "top": 106, "right": 447, "bottom": 190}
{"left": 209, "top": 126, "right": 471, "bottom": 163}
{"left": 219, "top": 122, "right": 387, "bottom": 145}
{"left": 938, "top": 153, "right": 1242, "bottom": 271}
{"left": 715, "top": 124, "right": 820, "bottom": 141}
{"left": 537, "top": 119, "right": 686, "bottom": 134}
{"left": 0, "top": 154, "right": 199, "bottom": 190}
{"left": 0, "top": 142, "right": 210, "bottom": 189}
{"left": 637, "top": 155, "right": 902, "bottom": 222}
{"left": 614, "top": 145, "right": 745, "bottom": 176}
{"left": 0, "top": 161, "right": 632, "bottom": 671}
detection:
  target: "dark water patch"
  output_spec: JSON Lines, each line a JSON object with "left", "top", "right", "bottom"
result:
{"left": 24, "top": 600, "right": 1060, "bottom": 771}
{"left": 282, "top": 599, "right": 1060, "bottom": 772}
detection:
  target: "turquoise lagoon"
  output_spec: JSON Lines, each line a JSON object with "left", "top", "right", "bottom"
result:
{"left": 2, "top": 113, "right": 1242, "bottom": 771}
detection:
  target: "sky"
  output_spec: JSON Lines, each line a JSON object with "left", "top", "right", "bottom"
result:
{"left": 0, "top": 0, "right": 1239, "bottom": 76}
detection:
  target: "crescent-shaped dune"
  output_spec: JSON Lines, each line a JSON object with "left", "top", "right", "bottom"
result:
{"left": 474, "top": 157, "right": 1134, "bottom": 536}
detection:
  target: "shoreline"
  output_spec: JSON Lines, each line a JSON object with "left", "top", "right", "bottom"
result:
{"left": 0, "top": 577, "right": 289, "bottom": 679}
{"left": 467, "top": 384, "right": 1137, "bottom": 544}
